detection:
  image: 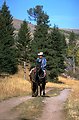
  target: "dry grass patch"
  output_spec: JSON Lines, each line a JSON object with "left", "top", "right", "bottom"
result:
{"left": 46, "top": 76, "right": 71, "bottom": 89}
{"left": 60, "top": 77, "right": 79, "bottom": 120}
{"left": 0, "top": 66, "right": 31, "bottom": 101}
{"left": 65, "top": 84, "right": 79, "bottom": 120}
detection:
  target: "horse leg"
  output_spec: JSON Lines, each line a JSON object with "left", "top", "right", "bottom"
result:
{"left": 32, "top": 82, "right": 35, "bottom": 97}
{"left": 35, "top": 83, "right": 38, "bottom": 96}
{"left": 43, "top": 87, "right": 45, "bottom": 96}
{"left": 31, "top": 82, "right": 38, "bottom": 97}
{"left": 43, "top": 81, "right": 45, "bottom": 96}
{"left": 40, "top": 84, "right": 42, "bottom": 96}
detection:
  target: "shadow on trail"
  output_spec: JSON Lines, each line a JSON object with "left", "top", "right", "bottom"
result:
{"left": 54, "top": 81, "right": 65, "bottom": 84}
{"left": 20, "top": 118, "right": 30, "bottom": 120}
{"left": 58, "top": 81, "right": 64, "bottom": 84}
{"left": 37, "top": 95, "right": 51, "bottom": 97}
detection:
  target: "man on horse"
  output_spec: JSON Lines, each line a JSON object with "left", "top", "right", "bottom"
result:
{"left": 29, "top": 52, "right": 47, "bottom": 81}
{"left": 36, "top": 52, "right": 46, "bottom": 75}
{"left": 29, "top": 52, "right": 47, "bottom": 96}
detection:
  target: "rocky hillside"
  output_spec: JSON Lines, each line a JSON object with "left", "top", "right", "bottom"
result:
{"left": 13, "top": 18, "right": 35, "bottom": 33}
{"left": 60, "top": 28, "right": 79, "bottom": 35}
{"left": 13, "top": 18, "right": 79, "bottom": 35}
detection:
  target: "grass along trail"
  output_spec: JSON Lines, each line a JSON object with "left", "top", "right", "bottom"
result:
{"left": 0, "top": 88, "right": 70, "bottom": 120}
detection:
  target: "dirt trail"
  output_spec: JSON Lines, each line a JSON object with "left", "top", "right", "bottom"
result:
{"left": 0, "top": 96, "right": 33, "bottom": 120}
{"left": 0, "top": 88, "right": 52, "bottom": 120}
{"left": 38, "top": 89, "right": 70, "bottom": 120}
{"left": 0, "top": 88, "right": 70, "bottom": 120}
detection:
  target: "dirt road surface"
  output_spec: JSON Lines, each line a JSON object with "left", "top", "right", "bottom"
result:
{"left": 0, "top": 89, "right": 70, "bottom": 120}
{"left": 0, "top": 96, "right": 33, "bottom": 120}
{"left": 38, "top": 89, "right": 70, "bottom": 120}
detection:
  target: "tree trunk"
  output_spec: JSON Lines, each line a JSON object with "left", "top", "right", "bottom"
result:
{"left": 24, "top": 61, "right": 26, "bottom": 80}
{"left": 73, "top": 55, "right": 75, "bottom": 74}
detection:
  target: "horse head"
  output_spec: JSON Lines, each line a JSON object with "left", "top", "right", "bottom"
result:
{"left": 36, "top": 64, "right": 44, "bottom": 82}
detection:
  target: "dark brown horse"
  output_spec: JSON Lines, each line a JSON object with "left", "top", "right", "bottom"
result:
{"left": 29, "top": 64, "right": 46, "bottom": 97}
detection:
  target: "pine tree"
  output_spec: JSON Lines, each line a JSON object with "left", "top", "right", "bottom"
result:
{"left": 27, "top": 5, "right": 50, "bottom": 67}
{"left": 0, "top": 2, "right": 17, "bottom": 74}
{"left": 17, "top": 20, "right": 31, "bottom": 79}
{"left": 30, "top": 24, "right": 49, "bottom": 63}
{"left": 27, "top": 5, "right": 49, "bottom": 25}
{"left": 47, "top": 25, "right": 67, "bottom": 81}
{"left": 69, "top": 31, "right": 76, "bottom": 45}
{"left": 28, "top": 6, "right": 67, "bottom": 82}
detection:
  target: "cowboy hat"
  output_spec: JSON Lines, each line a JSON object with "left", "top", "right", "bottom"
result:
{"left": 38, "top": 52, "right": 43, "bottom": 56}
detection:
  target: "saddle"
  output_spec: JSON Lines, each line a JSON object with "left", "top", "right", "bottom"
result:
{"left": 29, "top": 67, "right": 46, "bottom": 78}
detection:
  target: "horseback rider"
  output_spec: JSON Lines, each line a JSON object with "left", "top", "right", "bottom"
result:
{"left": 36, "top": 52, "right": 47, "bottom": 80}
{"left": 36, "top": 52, "right": 46, "bottom": 73}
{"left": 29, "top": 52, "right": 47, "bottom": 80}
{"left": 29, "top": 52, "right": 47, "bottom": 97}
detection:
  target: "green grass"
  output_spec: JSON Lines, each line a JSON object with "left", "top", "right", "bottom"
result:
{"left": 14, "top": 97, "right": 44, "bottom": 120}
{"left": 46, "top": 87, "right": 63, "bottom": 97}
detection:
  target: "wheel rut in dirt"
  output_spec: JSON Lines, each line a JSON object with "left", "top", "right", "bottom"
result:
{"left": 0, "top": 96, "right": 33, "bottom": 120}
{"left": 0, "top": 88, "right": 70, "bottom": 120}
{"left": 38, "top": 89, "right": 70, "bottom": 120}
{"left": 0, "top": 88, "right": 52, "bottom": 120}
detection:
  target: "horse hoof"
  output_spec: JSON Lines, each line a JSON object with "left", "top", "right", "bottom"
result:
{"left": 43, "top": 93, "right": 45, "bottom": 96}
{"left": 32, "top": 94, "right": 38, "bottom": 97}
{"left": 32, "top": 94, "right": 35, "bottom": 97}
{"left": 32, "top": 95, "right": 35, "bottom": 97}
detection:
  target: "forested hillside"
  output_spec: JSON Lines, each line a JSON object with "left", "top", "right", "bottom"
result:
{"left": 13, "top": 18, "right": 79, "bottom": 79}
{"left": 0, "top": 2, "right": 79, "bottom": 81}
